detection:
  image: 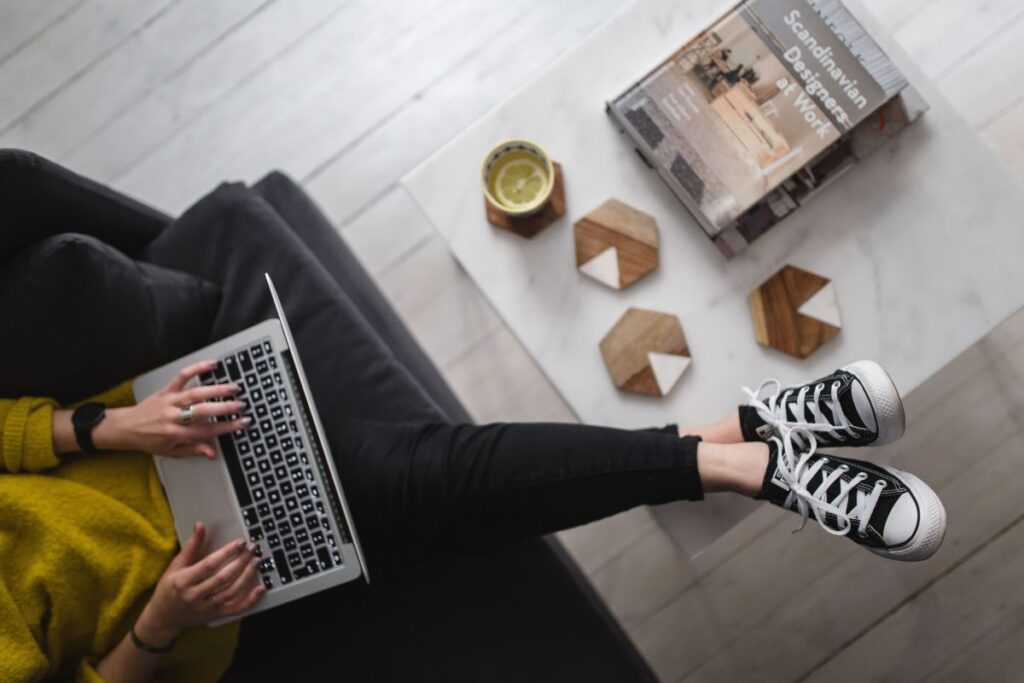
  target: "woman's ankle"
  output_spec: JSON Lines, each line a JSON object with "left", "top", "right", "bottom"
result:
{"left": 696, "top": 441, "right": 769, "bottom": 497}
{"left": 679, "top": 411, "right": 745, "bottom": 444}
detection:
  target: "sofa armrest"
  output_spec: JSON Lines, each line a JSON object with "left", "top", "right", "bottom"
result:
{"left": 0, "top": 149, "right": 170, "bottom": 261}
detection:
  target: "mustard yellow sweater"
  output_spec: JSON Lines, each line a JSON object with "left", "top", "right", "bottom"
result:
{"left": 0, "top": 381, "right": 239, "bottom": 682}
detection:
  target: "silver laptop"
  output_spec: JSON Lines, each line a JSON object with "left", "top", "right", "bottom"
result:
{"left": 134, "top": 274, "right": 368, "bottom": 623}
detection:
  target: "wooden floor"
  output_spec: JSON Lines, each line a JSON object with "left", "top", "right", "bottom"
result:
{"left": 3, "top": 0, "right": 1024, "bottom": 680}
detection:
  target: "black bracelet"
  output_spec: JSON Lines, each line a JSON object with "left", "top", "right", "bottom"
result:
{"left": 129, "top": 623, "right": 176, "bottom": 654}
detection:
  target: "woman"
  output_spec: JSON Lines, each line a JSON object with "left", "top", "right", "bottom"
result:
{"left": 0, "top": 357, "right": 945, "bottom": 681}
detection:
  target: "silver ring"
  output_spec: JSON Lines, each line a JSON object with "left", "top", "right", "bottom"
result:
{"left": 179, "top": 405, "right": 194, "bottom": 425}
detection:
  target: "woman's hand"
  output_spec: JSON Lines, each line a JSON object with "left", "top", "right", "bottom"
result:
{"left": 134, "top": 522, "right": 266, "bottom": 647}
{"left": 95, "top": 360, "right": 249, "bottom": 458}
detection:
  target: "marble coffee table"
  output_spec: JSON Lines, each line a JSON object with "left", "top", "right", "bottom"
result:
{"left": 401, "top": 0, "right": 1024, "bottom": 555}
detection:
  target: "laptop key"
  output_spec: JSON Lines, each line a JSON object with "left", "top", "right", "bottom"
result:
{"left": 217, "top": 434, "right": 251, "bottom": 508}
{"left": 262, "top": 575, "right": 274, "bottom": 590}
{"left": 300, "top": 543, "right": 314, "bottom": 559}
{"left": 267, "top": 534, "right": 280, "bottom": 549}
{"left": 239, "top": 350, "right": 252, "bottom": 372}
{"left": 256, "top": 503, "right": 271, "bottom": 517}
{"left": 273, "top": 550, "right": 291, "bottom": 584}
{"left": 283, "top": 537, "right": 297, "bottom": 551}
{"left": 317, "top": 547, "right": 333, "bottom": 570}
{"left": 295, "top": 528, "right": 309, "bottom": 543}
{"left": 225, "top": 356, "right": 240, "bottom": 381}
{"left": 242, "top": 507, "right": 256, "bottom": 527}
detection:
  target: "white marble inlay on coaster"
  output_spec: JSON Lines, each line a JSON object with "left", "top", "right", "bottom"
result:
{"left": 579, "top": 246, "right": 620, "bottom": 289}
{"left": 648, "top": 351, "right": 692, "bottom": 396}
{"left": 797, "top": 281, "right": 842, "bottom": 328}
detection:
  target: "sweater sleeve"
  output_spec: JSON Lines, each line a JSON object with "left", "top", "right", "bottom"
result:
{"left": 0, "top": 381, "right": 137, "bottom": 474}
{"left": 0, "top": 396, "right": 60, "bottom": 473}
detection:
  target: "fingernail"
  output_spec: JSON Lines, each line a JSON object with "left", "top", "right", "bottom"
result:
{"left": 237, "top": 400, "right": 248, "bottom": 410}
{"left": 229, "top": 383, "right": 241, "bottom": 393}
{"left": 235, "top": 540, "right": 246, "bottom": 553}
{"left": 193, "top": 522, "right": 200, "bottom": 533}
{"left": 240, "top": 417, "right": 252, "bottom": 427}
{"left": 207, "top": 360, "right": 218, "bottom": 368}
{"left": 249, "top": 544, "right": 260, "bottom": 555}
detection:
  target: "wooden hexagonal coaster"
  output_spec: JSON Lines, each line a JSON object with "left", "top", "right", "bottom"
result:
{"left": 485, "top": 162, "right": 566, "bottom": 238}
{"left": 599, "top": 307, "right": 691, "bottom": 396}
{"left": 574, "top": 198, "right": 659, "bottom": 289}
{"left": 749, "top": 264, "right": 841, "bottom": 359}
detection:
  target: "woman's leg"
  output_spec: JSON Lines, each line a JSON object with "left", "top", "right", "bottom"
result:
{"left": 331, "top": 414, "right": 765, "bottom": 574}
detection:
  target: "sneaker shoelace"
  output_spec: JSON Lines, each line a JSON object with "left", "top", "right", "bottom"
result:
{"left": 770, "top": 426, "right": 886, "bottom": 538}
{"left": 744, "top": 378, "right": 869, "bottom": 447}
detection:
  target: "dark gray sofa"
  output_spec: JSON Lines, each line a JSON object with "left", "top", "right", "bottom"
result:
{"left": 0, "top": 149, "right": 657, "bottom": 682}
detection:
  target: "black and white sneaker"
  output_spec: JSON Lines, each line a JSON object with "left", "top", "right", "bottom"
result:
{"left": 759, "top": 427, "right": 946, "bottom": 561}
{"left": 741, "top": 360, "right": 905, "bottom": 448}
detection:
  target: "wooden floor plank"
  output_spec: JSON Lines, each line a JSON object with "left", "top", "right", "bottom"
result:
{"left": 441, "top": 324, "right": 574, "bottom": 424}
{"left": 681, "top": 421, "right": 1024, "bottom": 682}
{"left": 890, "top": 0, "right": 1024, "bottom": 79}
{"left": 0, "top": 0, "right": 176, "bottom": 131}
{"left": 0, "top": 0, "right": 269, "bottom": 159}
{"left": 933, "top": 11, "right": 1024, "bottom": 130}
{"left": 339, "top": 186, "right": 434, "bottom": 276}
{"left": 58, "top": 0, "right": 346, "bottom": 183}
{"left": 927, "top": 608, "right": 1024, "bottom": 683}
{"left": 110, "top": 0, "right": 513, "bottom": 213}
{"left": 982, "top": 99, "right": 1024, "bottom": 184}
{"left": 0, "top": 0, "right": 82, "bottom": 65}
{"left": 804, "top": 515, "right": 1024, "bottom": 683}
{"left": 590, "top": 525, "right": 697, "bottom": 632}
{"left": 375, "top": 233, "right": 503, "bottom": 371}
{"left": 306, "top": 0, "right": 624, "bottom": 227}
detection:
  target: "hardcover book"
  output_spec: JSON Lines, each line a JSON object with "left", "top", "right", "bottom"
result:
{"left": 607, "top": 0, "right": 926, "bottom": 258}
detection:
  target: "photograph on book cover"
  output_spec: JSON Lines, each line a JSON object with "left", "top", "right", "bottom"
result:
{"left": 612, "top": 0, "right": 906, "bottom": 244}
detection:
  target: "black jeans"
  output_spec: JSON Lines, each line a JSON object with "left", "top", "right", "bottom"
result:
{"left": 330, "top": 418, "right": 702, "bottom": 572}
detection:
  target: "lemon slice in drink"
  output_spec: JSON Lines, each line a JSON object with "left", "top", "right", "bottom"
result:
{"left": 494, "top": 158, "right": 547, "bottom": 210}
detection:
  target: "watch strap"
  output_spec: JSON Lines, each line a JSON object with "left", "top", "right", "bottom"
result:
{"left": 72, "top": 402, "right": 105, "bottom": 453}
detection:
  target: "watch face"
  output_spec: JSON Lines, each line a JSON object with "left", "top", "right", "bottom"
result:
{"left": 75, "top": 402, "right": 106, "bottom": 427}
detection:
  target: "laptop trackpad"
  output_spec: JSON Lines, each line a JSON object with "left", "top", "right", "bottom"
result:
{"left": 156, "top": 455, "right": 244, "bottom": 553}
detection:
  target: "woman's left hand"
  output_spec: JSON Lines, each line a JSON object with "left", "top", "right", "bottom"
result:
{"left": 95, "top": 360, "right": 250, "bottom": 458}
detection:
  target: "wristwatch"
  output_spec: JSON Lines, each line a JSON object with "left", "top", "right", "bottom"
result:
{"left": 72, "top": 402, "right": 107, "bottom": 453}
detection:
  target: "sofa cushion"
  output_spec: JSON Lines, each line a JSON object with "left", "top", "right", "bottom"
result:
{"left": 0, "top": 233, "right": 220, "bottom": 404}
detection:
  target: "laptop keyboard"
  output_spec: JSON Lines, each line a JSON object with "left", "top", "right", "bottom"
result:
{"left": 199, "top": 338, "right": 345, "bottom": 591}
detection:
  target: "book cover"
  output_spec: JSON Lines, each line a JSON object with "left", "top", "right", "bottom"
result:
{"left": 608, "top": 0, "right": 919, "bottom": 257}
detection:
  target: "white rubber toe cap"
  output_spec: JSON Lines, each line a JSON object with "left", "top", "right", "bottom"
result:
{"left": 881, "top": 492, "right": 917, "bottom": 546}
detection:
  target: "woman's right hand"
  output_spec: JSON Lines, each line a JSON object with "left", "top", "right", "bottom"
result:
{"left": 94, "top": 360, "right": 250, "bottom": 459}
{"left": 134, "top": 522, "right": 266, "bottom": 647}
